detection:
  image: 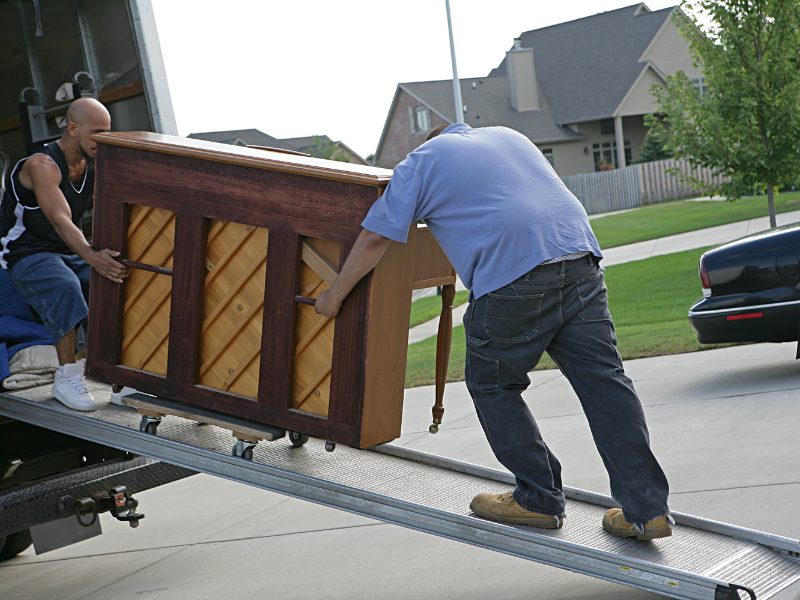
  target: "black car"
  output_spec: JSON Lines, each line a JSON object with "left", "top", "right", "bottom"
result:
{"left": 689, "top": 222, "right": 800, "bottom": 345}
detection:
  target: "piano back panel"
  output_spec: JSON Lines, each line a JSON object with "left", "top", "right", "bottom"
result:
{"left": 120, "top": 204, "right": 175, "bottom": 376}
{"left": 95, "top": 143, "right": 374, "bottom": 245}
{"left": 290, "top": 237, "right": 339, "bottom": 418}
{"left": 199, "top": 220, "right": 270, "bottom": 399}
{"left": 87, "top": 134, "right": 455, "bottom": 447}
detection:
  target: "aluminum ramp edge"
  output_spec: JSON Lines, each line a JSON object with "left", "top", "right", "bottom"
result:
{"left": 1, "top": 393, "right": 798, "bottom": 600}
{"left": 372, "top": 444, "right": 800, "bottom": 556}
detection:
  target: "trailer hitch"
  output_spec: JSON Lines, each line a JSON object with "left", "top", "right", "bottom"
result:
{"left": 60, "top": 485, "right": 145, "bottom": 529}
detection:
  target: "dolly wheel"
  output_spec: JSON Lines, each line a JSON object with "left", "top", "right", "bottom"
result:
{"left": 232, "top": 445, "right": 254, "bottom": 460}
{"left": 288, "top": 431, "right": 308, "bottom": 448}
{"left": 139, "top": 416, "right": 160, "bottom": 435}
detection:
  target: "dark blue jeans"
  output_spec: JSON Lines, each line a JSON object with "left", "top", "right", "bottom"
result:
{"left": 464, "top": 255, "right": 670, "bottom": 525}
{"left": 8, "top": 253, "right": 90, "bottom": 345}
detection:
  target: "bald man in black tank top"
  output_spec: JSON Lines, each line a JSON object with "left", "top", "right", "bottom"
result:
{"left": 0, "top": 98, "right": 128, "bottom": 410}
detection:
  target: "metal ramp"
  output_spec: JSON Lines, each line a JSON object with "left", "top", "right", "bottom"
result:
{"left": 2, "top": 384, "right": 799, "bottom": 600}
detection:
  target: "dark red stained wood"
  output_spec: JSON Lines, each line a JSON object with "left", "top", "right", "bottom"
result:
{"left": 89, "top": 362, "right": 362, "bottom": 446}
{"left": 259, "top": 231, "right": 302, "bottom": 416}
{"left": 167, "top": 213, "right": 207, "bottom": 385}
{"left": 328, "top": 242, "right": 370, "bottom": 433}
{"left": 86, "top": 140, "right": 413, "bottom": 449}
{"left": 433, "top": 284, "right": 456, "bottom": 425}
{"left": 100, "top": 145, "right": 378, "bottom": 245}
{"left": 86, "top": 147, "right": 127, "bottom": 380}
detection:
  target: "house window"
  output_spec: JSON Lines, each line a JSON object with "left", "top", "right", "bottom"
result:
{"left": 541, "top": 148, "right": 555, "bottom": 169}
{"left": 691, "top": 77, "right": 708, "bottom": 96}
{"left": 413, "top": 106, "right": 431, "bottom": 133}
{"left": 593, "top": 140, "right": 632, "bottom": 171}
{"left": 599, "top": 118, "right": 616, "bottom": 135}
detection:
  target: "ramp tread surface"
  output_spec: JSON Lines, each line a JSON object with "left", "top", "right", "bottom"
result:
{"left": 5, "top": 382, "right": 800, "bottom": 599}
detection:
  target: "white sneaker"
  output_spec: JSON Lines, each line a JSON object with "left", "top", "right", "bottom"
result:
{"left": 110, "top": 386, "right": 140, "bottom": 407}
{"left": 52, "top": 359, "right": 97, "bottom": 411}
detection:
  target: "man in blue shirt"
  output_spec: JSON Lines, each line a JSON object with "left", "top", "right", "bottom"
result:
{"left": 315, "top": 124, "right": 671, "bottom": 541}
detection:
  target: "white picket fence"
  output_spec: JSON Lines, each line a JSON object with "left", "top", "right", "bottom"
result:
{"left": 561, "top": 158, "right": 725, "bottom": 215}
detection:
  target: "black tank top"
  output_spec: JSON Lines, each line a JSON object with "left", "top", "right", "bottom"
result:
{"left": 0, "top": 142, "right": 94, "bottom": 270}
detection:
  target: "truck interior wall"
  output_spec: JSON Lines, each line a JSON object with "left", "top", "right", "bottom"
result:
{"left": 0, "top": 0, "right": 148, "bottom": 167}
{"left": 0, "top": 4, "right": 30, "bottom": 127}
{"left": 107, "top": 95, "right": 152, "bottom": 133}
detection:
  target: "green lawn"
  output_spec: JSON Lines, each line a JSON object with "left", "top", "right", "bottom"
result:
{"left": 592, "top": 191, "right": 800, "bottom": 249}
{"left": 405, "top": 246, "right": 735, "bottom": 388}
{"left": 409, "top": 290, "right": 470, "bottom": 327}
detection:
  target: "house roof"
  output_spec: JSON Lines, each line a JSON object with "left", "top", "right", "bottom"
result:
{"left": 401, "top": 76, "right": 583, "bottom": 144}
{"left": 488, "top": 3, "right": 674, "bottom": 124}
{"left": 189, "top": 130, "right": 366, "bottom": 164}
{"left": 188, "top": 128, "right": 280, "bottom": 147}
{"left": 376, "top": 4, "right": 678, "bottom": 162}
{"left": 279, "top": 135, "right": 332, "bottom": 152}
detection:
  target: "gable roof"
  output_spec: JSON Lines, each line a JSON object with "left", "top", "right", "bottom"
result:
{"left": 488, "top": 3, "right": 675, "bottom": 124}
{"left": 188, "top": 128, "right": 280, "bottom": 147}
{"left": 189, "top": 130, "right": 366, "bottom": 164}
{"left": 402, "top": 76, "right": 583, "bottom": 143}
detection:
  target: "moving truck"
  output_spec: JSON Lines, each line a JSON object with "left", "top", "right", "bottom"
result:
{"left": 0, "top": 0, "right": 191, "bottom": 561}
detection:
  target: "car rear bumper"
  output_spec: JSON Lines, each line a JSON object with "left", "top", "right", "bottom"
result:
{"left": 689, "top": 300, "right": 800, "bottom": 344}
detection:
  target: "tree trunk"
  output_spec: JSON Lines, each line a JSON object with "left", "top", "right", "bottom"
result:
{"left": 767, "top": 181, "right": 777, "bottom": 228}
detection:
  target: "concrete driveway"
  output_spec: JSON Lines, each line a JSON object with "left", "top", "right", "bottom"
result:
{"left": 2, "top": 342, "right": 799, "bottom": 600}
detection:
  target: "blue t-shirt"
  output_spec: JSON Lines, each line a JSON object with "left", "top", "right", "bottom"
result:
{"left": 362, "top": 124, "right": 603, "bottom": 299}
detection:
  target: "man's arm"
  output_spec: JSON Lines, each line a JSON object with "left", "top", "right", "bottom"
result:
{"left": 314, "top": 228, "right": 392, "bottom": 319}
{"left": 26, "top": 156, "right": 128, "bottom": 283}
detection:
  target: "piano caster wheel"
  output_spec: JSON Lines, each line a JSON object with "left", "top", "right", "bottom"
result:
{"left": 429, "top": 424, "right": 439, "bottom": 434}
{"left": 325, "top": 441, "right": 336, "bottom": 452}
{"left": 232, "top": 439, "right": 258, "bottom": 460}
{"left": 139, "top": 415, "right": 161, "bottom": 435}
{"left": 288, "top": 431, "right": 308, "bottom": 448}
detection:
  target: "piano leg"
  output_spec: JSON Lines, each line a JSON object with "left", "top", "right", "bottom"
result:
{"left": 431, "top": 284, "right": 456, "bottom": 433}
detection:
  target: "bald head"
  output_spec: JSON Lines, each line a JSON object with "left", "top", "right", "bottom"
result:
{"left": 66, "top": 97, "right": 110, "bottom": 127}
{"left": 62, "top": 98, "right": 111, "bottom": 162}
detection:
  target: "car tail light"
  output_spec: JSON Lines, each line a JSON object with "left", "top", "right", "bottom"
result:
{"left": 699, "top": 255, "right": 711, "bottom": 297}
{"left": 727, "top": 312, "right": 763, "bottom": 321}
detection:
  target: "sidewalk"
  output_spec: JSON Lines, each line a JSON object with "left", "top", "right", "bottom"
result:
{"left": 600, "top": 208, "right": 800, "bottom": 266}
{"left": 408, "top": 208, "right": 800, "bottom": 344}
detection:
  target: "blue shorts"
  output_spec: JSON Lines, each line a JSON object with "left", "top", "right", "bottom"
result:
{"left": 7, "top": 253, "right": 90, "bottom": 344}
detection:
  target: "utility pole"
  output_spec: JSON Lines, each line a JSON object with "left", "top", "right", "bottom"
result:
{"left": 445, "top": 0, "right": 464, "bottom": 124}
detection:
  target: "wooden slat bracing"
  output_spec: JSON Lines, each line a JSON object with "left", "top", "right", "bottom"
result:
{"left": 290, "top": 238, "right": 339, "bottom": 417}
{"left": 121, "top": 205, "right": 175, "bottom": 375}
{"left": 200, "top": 220, "right": 269, "bottom": 398}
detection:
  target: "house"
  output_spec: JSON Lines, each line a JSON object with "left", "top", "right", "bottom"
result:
{"left": 374, "top": 3, "right": 702, "bottom": 176}
{"left": 188, "top": 129, "right": 368, "bottom": 165}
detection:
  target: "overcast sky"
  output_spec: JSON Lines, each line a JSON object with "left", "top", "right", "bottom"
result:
{"left": 151, "top": 0, "right": 683, "bottom": 159}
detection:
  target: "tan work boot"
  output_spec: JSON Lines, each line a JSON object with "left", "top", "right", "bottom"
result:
{"left": 470, "top": 492, "right": 563, "bottom": 528}
{"left": 602, "top": 508, "right": 672, "bottom": 541}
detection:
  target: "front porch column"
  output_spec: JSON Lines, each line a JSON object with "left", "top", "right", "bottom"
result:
{"left": 614, "top": 116, "right": 626, "bottom": 168}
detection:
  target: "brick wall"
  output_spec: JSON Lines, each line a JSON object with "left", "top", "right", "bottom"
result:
{"left": 376, "top": 88, "right": 450, "bottom": 169}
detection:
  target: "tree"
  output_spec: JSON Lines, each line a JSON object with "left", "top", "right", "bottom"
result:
{"left": 307, "top": 135, "right": 351, "bottom": 163}
{"left": 647, "top": 1, "right": 800, "bottom": 227}
{"left": 635, "top": 129, "right": 674, "bottom": 163}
